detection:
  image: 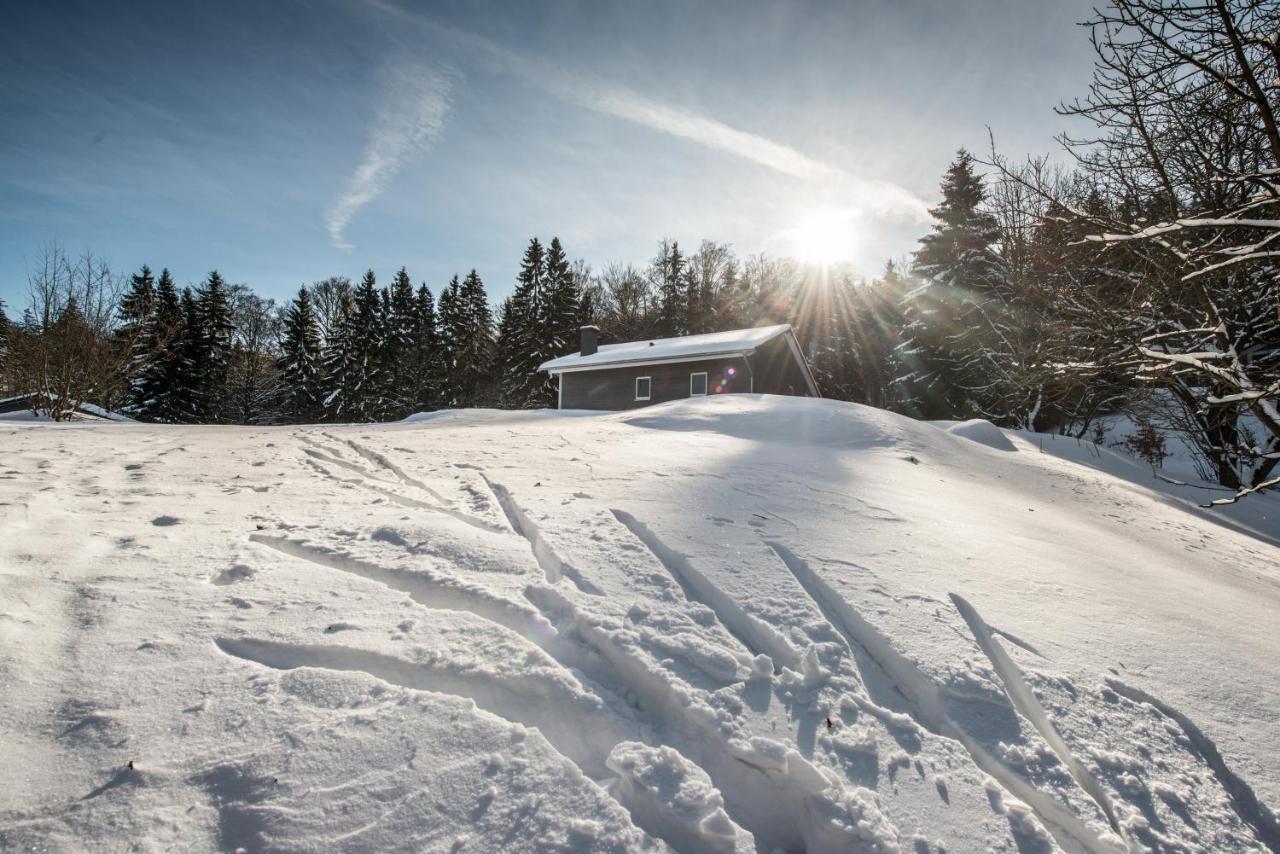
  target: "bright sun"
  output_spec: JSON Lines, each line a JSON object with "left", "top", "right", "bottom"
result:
{"left": 786, "top": 207, "right": 860, "bottom": 266}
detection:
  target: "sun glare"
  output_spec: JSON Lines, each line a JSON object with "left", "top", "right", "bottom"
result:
{"left": 785, "top": 207, "right": 861, "bottom": 266}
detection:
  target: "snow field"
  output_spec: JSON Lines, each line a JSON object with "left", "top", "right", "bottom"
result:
{"left": 1, "top": 395, "right": 1278, "bottom": 852}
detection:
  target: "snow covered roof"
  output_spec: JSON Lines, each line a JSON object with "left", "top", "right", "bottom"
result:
{"left": 538, "top": 324, "right": 795, "bottom": 373}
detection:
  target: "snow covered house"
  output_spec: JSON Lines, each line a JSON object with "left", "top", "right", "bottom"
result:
{"left": 538, "top": 324, "right": 820, "bottom": 410}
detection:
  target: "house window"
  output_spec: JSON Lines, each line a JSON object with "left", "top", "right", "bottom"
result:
{"left": 635, "top": 376, "right": 651, "bottom": 401}
{"left": 690, "top": 372, "right": 708, "bottom": 396}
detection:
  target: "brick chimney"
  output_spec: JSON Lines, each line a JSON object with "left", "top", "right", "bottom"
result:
{"left": 580, "top": 325, "right": 599, "bottom": 357}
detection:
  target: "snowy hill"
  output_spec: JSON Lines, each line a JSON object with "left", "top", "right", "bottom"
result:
{"left": 1, "top": 395, "right": 1277, "bottom": 852}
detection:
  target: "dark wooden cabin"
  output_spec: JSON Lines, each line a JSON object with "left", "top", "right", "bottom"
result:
{"left": 539, "top": 324, "right": 820, "bottom": 410}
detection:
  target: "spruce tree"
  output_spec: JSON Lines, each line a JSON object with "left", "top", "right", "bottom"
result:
{"left": 171, "top": 288, "right": 206, "bottom": 422}
{"left": 194, "top": 271, "right": 235, "bottom": 422}
{"left": 348, "top": 269, "right": 383, "bottom": 421}
{"left": 500, "top": 238, "right": 576, "bottom": 407}
{"left": 901, "top": 150, "right": 1009, "bottom": 419}
{"left": 117, "top": 266, "right": 156, "bottom": 413}
{"left": 129, "top": 270, "right": 184, "bottom": 422}
{"left": 381, "top": 267, "right": 418, "bottom": 418}
{"left": 118, "top": 266, "right": 156, "bottom": 344}
{"left": 412, "top": 283, "right": 441, "bottom": 411}
{"left": 456, "top": 270, "right": 495, "bottom": 407}
{"left": 495, "top": 294, "right": 524, "bottom": 407}
{"left": 278, "top": 287, "right": 324, "bottom": 422}
{"left": 321, "top": 288, "right": 358, "bottom": 421}
{"left": 436, "top": 275, "right": 463, "bottom": 407}
{"left": 542, "top": 239, "right": 581, "bottom": 356}
{"left": 512, "top": 237, "right": 586, "bottom": 407}
{"left": 498, "top": 240, "right": 546, "bottom": 407}
{"left": 655, "top": 240, "right": 686, "bottom": 337}
{"left": 543, "top": 238, "right": 580, "bottom": 349}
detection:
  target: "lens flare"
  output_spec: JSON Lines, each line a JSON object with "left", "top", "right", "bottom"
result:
{"left": 783, "top": 206, "right": 861, "bottom": 265}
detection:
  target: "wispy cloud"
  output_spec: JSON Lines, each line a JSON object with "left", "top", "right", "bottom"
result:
{"left": 574, "top": 85, "right": 930, "bottom": 221}
{"left": 326, "top": 62, "right": 451, "bottom": 252}
{"left": 365, "top": 2, "right": 930, "bottom": 223}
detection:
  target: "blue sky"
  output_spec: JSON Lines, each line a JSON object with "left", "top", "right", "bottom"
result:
{"left": 0, "top": 0, "right": 1097, "bottom": 309}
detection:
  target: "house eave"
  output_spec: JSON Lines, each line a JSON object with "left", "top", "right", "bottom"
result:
{"left": 544, "top": 351, "right": 754, "bottom": 374}
{"left": 783, "top": 328, "right": 822, "bottom": 398}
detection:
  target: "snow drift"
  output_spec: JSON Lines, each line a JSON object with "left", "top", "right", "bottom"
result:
{"left": 1, "top": 395, "right": 1277, "bottom": 852}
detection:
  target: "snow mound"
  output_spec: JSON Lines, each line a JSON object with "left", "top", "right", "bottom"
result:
{"left": 617, "top": 394, "right": 940, "bottom": 451}
{"left": 402, "top": 408, "right": 596, "bottom": 425}
{"left": 945, "top": 418, "right": 1017, "bottom": 452}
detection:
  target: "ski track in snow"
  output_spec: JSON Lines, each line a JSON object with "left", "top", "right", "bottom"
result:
{"left": 237, "top": 538, "right": 852, "bottom": 851}
{"left": 1104, "top": 678, "right": 1280, "bottom": 852}
{"left": 247, "top": 534, "right": 549, "bottom": 643}
{"left": 481, "top": 473, "right": 604, "bottom": 596}
{"left": 299, "top": 438, "right": 505, "bottom": 534}
{"left": 322, "top": 432, "right": 453, "bottom": 506}
{"left": 242, "top": 524, "right": 794, "bottom": 852}
{"left": 240, "top": 474, "right": 903, "bottom": 850}
{"left": 612, "top": 509, "right": 798, "bottom": 674}
{"left": 950, "top": 592, "right": 1123, "bottom": 837}
{"left": 214, "top": 636, "right": 637, "bottom": 780}
{"left": 518, "top": 584, "right": 867, "bottom": 854}
{"left": 765, "top": 540, "right": 1123, "bottom": 854}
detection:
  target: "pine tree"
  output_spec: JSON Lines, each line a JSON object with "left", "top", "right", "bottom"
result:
{"left": 543, "top": 238, "right": 580, "bottom": 349}
{"left": 380, "top": 267, "right": 418, "bottom": 419}
{"left": 117, "top": 266, "right": 156, "bottom": 345}
{"left": 171, "top": 288, "right": 206, "bottom": 422}
{"left": 193, "top": 271, "right": 235, "bottom": 422}
{"left": 130, "top": 270, "right": 184, "bottom": 422}
{"left": 498, "top": 240, "right": 546, "bottom": 407}
{"left": 495, "top": 294, "right": 523, "bottom": 407}
{"left": 900, "top": 150, "right": 1009, "bottom": 419}
{"left": 654, "top": 240, "right": 686, "bottom": 337}
{"left": 344, "top": 270, "right": 384, "bottom": 421}
{"left": 412, "top": 283, "right": 442, "bottom": 411}
{"left": 117, "top": 266, "right": 156, "bottom": 412}
{"left": 456, "top": 269, "right": 495, "bottom": 407}
{"left": 436, "top": 275, "right": 464, "bottom": 407}
{"left": 541, "top": 237, "right": 581, "bottom": 394}
{"left": 278, "top": 287, "right": 324, "bottom": 423}
{"left": 321, "top": 288, "right": 358, "bottom": 421}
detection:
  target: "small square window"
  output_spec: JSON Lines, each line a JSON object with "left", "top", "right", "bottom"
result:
{"left": 690, "top": 372, "right": 708, "bottom": 396}
{"left": 635, "top": 376, "right": 651, "bottom": 401}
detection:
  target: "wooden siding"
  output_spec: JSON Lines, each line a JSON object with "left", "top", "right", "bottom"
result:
{"left": 745, "top": 334, "right": 814, "bottom": 396}
{"left": 559, "top": 355, "right": 751, "bottom": 410}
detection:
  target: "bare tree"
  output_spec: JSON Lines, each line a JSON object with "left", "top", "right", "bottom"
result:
{"left": 9, "top": 244, "right": 124, "bottom": 420}
{"left": 308, "top": 276, "right": 353, "bottom": 343}
{"left": 226, "top": 285, "right": 280, "bottom": 425}
{"left": 596, "top": 262, "right": 652, "bottom": 342}
{"left": 990, "top": 0, "right": 1280, "bottom": 499}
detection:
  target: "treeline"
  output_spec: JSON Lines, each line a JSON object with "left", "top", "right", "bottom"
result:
{"left": 0, "top": 236, "right": 860, "bottom": 425}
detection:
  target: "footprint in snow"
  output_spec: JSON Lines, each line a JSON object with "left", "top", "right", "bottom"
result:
{"left": 213, "top": 564, "right": 256, "bottom": 586}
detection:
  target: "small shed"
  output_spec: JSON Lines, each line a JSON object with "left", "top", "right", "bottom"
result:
{"left": 539, "top": 324, "right": 821, "bottom": 410}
